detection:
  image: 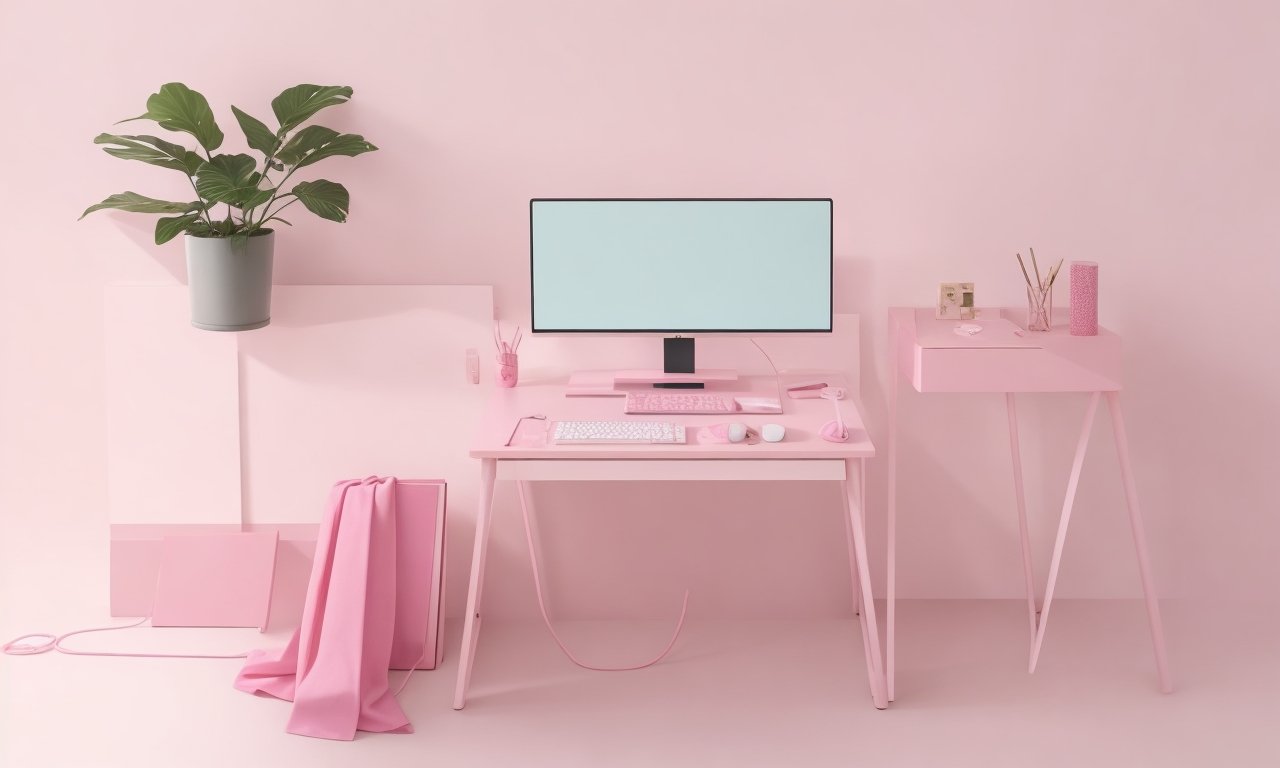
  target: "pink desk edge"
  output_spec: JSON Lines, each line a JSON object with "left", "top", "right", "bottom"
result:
{"left": 471, "top": 373, "right": 875, "bottom": 459}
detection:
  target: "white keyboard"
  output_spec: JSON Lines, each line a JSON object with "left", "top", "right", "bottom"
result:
{"left": 625, "top": 391, "right": 737, "bottom": 414}
{"left": 552, "top": 420, "right": 686, "bottom": 444}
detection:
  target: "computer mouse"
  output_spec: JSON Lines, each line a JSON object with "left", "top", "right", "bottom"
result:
{"left": 697, "top": 422, "right": 752, "bottom": 444}
{"left": 761, "top": 423, "right": 785, "bottom": 443}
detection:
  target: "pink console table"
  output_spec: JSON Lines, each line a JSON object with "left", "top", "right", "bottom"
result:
{"left": 887, "top": 307, "right": 1172, "bottom": 700}
{"left": 453, "top": 373, "right": 889, "bottom": 710}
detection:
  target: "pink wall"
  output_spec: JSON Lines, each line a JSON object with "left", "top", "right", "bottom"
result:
{"left": 3, "top": 1, "right": 1279, "bottom": 623}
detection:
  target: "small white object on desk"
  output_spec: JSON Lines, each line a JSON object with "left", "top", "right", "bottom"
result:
{"left": 760, "top": 424, "right": 786, "bottom": 443}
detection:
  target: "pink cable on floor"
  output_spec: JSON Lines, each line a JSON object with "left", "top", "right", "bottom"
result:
{"left": 516, "top": 482, "right": 689, "bottom": 671}
{"left": 3, "top": 618, "right": 248, "bottom": 659}
{"left": 4, "top": 620, "right": 424, "bottom": 695}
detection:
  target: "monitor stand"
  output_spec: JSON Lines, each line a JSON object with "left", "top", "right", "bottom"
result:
{"left": 564, "top": 337, "right": 739, "bottom": 396}
{"left": 657, "top": 337, "right": 700, "bottom": 389}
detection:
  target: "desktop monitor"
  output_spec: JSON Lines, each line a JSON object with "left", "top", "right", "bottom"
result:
{"left": 531, "top": 198, "right": 832, "bottom": 381}
{"left": 530, "top": 198, "right": 832, "bottom": 337}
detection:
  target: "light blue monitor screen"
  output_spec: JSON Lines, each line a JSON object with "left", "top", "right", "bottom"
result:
{"left": 531, "top": 199, "right": 832, "bottom": 332}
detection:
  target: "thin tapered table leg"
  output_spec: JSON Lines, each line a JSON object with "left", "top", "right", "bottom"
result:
{"left": 886, "top": 329, "right": 899, "bottom": 702}
{"left": 1029, "top": 392, "right": 1100, "bottom": 673}
{"left": 1105, "top": 391, "right": 1174, "bottom": 693}
{"left": 453, "top": 458, "right": 498, "bottom": 710}
{"left": 1006, "top": 393, "right": 1040, "bottom": 646}
{"left": 842, "top": 480, "right": 862, "bottom": 618}
{"left": 844, "top": 458, "right": 888, "bottom": 709}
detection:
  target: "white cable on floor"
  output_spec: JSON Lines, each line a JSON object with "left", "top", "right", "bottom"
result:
{"left": 3, "top": 618, "right": 248, "bottom": 659}
{"left": 516, "top": 481, "right": 689, "bottom": 671}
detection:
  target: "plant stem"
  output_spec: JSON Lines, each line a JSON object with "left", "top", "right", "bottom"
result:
{"left": 258, "top": 195, "right": 299, "bottom": 227}
{"left": 253, "top": 161, "right": 306, "bottom": 229}
{"left": 186, "top": 175, "right": 214, "bottom": 228}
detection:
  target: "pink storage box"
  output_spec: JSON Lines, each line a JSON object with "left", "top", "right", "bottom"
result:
{"left": 391, "top": 479, "right": 448, "bottom": 670}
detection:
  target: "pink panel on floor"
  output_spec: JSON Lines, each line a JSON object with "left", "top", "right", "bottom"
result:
{"left": 263, "top": 536, "right": 321, "bottom": 632}
{"left": 112, "top": 524, "right": 305, "bottom": 619}
{"left": 151, "top": 531, "right": 278, "bottom": 629}
{"left": 109, "top": 539, "right": 162, "bottom": 617}
{"left": 110, "top": 524, "right": 242, "bottom": 616}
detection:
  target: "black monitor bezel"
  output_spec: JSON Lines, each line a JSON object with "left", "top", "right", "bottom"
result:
{"left": 529, "top": 197, "right": 834, "bottom": 334}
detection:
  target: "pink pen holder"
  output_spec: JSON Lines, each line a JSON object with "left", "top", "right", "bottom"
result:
{"left": 496, "top": 353, "right": 518, "bottom": 388}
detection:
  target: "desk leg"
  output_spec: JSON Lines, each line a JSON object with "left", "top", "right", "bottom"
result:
{"left": 841, "top": 475, "right": 863, "bottom": 620}
{"left": 1029, "top": 392, "right": 1099, "bottom": 674}
{"left": 1105, "top": 392, "right": 1174, "bottom": 693}
{"left": 844, "top": 458, "right": 888, "bottom": 709}
{"left": 1006, "top": 393, "right": 1040, "bottom": 647}
{"left": 453, "top": 458, "right": 497, "bottom": 710}
{"left": 886, "top": 332, "right": 899, "bottom": 702}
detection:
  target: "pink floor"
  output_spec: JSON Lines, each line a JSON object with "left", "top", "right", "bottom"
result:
{"left": 3, "top": 599, "right": 1276, "bottom": 767}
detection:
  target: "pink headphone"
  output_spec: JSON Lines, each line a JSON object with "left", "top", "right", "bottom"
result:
{"left": 819, "top": 386, "right": 850, "bottom": 442}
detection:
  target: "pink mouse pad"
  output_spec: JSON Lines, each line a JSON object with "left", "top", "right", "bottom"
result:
{"left": 151, "top": 532, "right": 278, "bottom": 630}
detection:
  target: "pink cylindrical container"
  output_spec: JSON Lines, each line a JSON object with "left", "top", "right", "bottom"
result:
{"left": 1069, "top": 261, "right": 1098, "bottom": 336}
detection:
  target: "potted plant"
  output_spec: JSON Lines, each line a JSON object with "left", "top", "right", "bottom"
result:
{"left": 81, "top": 82, "right": 378, "bottom": 331}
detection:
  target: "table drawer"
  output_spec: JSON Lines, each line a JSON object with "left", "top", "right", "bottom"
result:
{"left": 912, "top": 342, "right": 1121, "bottom": 393}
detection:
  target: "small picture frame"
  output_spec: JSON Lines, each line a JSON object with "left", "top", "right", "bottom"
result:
{"left": 937, "top": 282, "right": 975, "bottom": 320}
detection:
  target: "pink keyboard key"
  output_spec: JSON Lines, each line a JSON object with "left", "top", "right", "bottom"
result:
{"left": 625, "top": 391, "right": 737, "bottom": 414}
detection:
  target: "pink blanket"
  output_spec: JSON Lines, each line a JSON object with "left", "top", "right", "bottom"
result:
{"left": 234, "top": 477, "right": 412, "bottom": 740}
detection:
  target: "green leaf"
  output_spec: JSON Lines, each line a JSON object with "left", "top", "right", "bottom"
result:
{"left": 267, "top": 217, "right": 292, "bottom": 226}
{"left": 231, "top": 106, "right": 279, "bottom": 156}
{"left": 291, "top": 180, "right": 350, "bottom": 222}
{"left": 195, "top": 154, "right": 264, "bottom": 206}
{"left": 276, "top": 126, "right": 377, "bottom": 168}
{"left": 155, "top": 213, "right": 201, "bottom": 244}
{"left": 295, "top": 134, "right": 377, "bottom": 169}
{"left": 119, "top": 83, "right": 224, "bottom": 152}
{"left": 80, "top": 192, "right": 200, "bottom": 220}
{"left": 275, "top": 125, "right": 338, "bottom": 165}
{"left": 94, "top": 133, "right": 204, "bottom": 174}
{"left": 271, "top": 85, "right": 352, "bottom": 133}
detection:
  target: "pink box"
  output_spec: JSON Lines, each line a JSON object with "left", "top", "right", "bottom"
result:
{"left": 390, "top": 479, "right": 448, "bottom": 670}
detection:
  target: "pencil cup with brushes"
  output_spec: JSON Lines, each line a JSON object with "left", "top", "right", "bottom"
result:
{"left": 494, "top": 322, "right": 522, "bottom": 388}
{"left": 1016, "top": 248, "right": 1062, "bottom": 332}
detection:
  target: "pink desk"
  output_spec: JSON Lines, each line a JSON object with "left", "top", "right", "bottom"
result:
{"left": 887, "top": 307, "right": 1172, "bottom": 701}
{"left": 453, "top": 373, "right": 889, "bottom": 710}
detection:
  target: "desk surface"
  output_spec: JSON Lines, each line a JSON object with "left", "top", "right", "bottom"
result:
{"left": 891, "top": 307, "right": 1123, "bottom": 393}
{"left": 471, "top": 373, "right": 875, "bottom": 459}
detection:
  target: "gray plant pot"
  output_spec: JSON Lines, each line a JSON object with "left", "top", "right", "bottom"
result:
{"left": 185, "top": 230, "right": 274, "bottom": 331}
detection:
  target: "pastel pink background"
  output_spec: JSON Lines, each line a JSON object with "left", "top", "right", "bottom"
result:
{"left": 2, "top": 0, "right": 1278, "bottom": 632}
